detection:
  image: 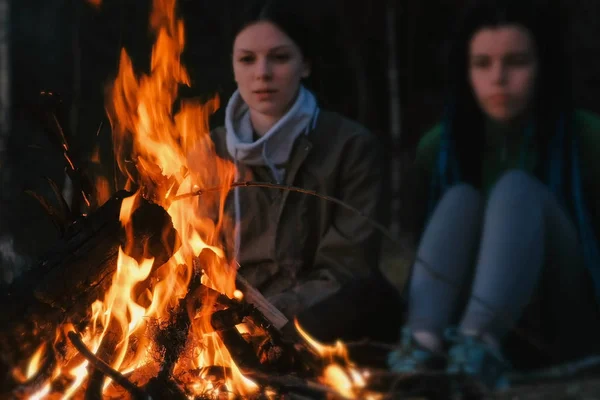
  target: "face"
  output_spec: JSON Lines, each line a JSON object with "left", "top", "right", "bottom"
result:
{"left": 232, "top": 21, "right": 310, "bottom": 119}
{"left": 468, "top": 24, "right": 538, "bottom": 123}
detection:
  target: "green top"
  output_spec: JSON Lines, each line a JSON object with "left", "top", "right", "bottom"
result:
{"left": 415, "top": 110, "right": 600, "bottom": 210}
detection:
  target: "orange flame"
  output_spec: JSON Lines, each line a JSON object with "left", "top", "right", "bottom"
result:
{"left": 94, "top": 176, "right": 111, "bottom": 206}
{"left": 295, "top": 320, "right": 381, "bottom": 400}
{"left": 294, "top": 319, "right": 349, "bottom": 361}
{"left": 102, "top": 0, "right": 248, "bottom": 394}
{"left": 25, "top": 344, "right": 46, "bottom": 380}
{"left": 11, "top": 343, "right": 46, "bottom": 383}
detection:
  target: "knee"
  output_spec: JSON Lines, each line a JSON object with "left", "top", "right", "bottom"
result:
{"left": 495, "top": 169, "right": 537, "bottom": 189}
{"left": 488, "top": 170, "right": 544, "bottom": 207}
{"left": 443, "top": 183, "right": 482, "bottom": 206}
{"left": 432, "top": 183, "right": 483, "bottom": 219}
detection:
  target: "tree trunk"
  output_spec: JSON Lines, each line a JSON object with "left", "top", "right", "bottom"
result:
{"left": 0, "top": 0, "right": 8, "bottom": 139}
{"left": 0, "top": 0, "right": 13, "bottom": 284}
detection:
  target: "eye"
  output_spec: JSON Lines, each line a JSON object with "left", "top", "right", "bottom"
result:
{"left": 505, "top": 54, "right": 532, "bottom": 67}
{"left": 271, "top": 53, "right": 291, "bottom": 62}
{"left": 471, "top": 56, "right": 490, "bottom": 69}
{"left": 238, "top": 55, "right": 255, "bottom": 64}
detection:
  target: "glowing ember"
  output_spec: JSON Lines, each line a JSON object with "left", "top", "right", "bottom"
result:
{"left": 86, "top": 0, "right": 102, "bottom": 9}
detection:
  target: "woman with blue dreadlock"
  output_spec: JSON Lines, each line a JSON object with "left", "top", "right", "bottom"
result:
{"left": 389, "top": 0, "right": 600, "bottom": 389}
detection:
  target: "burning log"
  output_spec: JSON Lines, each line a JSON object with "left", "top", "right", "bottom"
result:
{"left": 84, "top": 323, "right": 120, "bottom": 400}
{"left": 0, "top": 190, "right": 180, "bottom": 392}
{"left": 215, "top": 326, "right": 263, "bottom": 374}
{"left": 67, "top": 331, "right": 150, "bottom": 400}
{"left": 144, "top": 376, "right": 188, "bottom": 400}
{"left": 121, "top": 265, "right": 205, "bottom": 400}
{"left": 154, "top": 263, "right": 203, "bottom": 381}
{"left": 243, "top": 370, "right": 358, "bottom": 400}
{"left": 205, "top": 286, "right": 322, "bottom": 377}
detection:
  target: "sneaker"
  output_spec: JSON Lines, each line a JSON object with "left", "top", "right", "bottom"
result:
{"left": 445, "top": 328, "right": 511, "bottom": 390}
{"left": 387, "top": 328, "right": 447, "bottom": 373}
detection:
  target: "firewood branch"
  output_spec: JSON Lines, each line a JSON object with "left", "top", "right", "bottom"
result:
{"left": 172, "top": 180, "right": 396, "bottom": 244}
{"left": 246, "top": 370, "right": 353, "bottom": 400}
{"left": 174, "top": 180, "right": 529, "bottom": 352}
{"left": 66, "top": 331, "right": 151, "bottom": 400}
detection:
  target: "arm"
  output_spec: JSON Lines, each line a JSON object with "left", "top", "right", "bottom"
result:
{"left": 269, "top": 131, "right": 385, "bottom": 317}
{"left": 312, "top": 131, "right": 384, "bottom": 277}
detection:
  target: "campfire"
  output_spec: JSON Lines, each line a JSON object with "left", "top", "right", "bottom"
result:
{"left": 0, "top": 0, "right": 386, "bottom": 399}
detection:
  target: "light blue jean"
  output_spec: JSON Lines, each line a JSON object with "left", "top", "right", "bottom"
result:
{"left": 407, "top": 170, "right": 598, "bottom": 359}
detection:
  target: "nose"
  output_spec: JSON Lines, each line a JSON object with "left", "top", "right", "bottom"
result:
{"left": 491, "top": 61, "right": 507, "bottom": 85}
{"left": 255, "top": 58, "right": 273, "bottom": 81}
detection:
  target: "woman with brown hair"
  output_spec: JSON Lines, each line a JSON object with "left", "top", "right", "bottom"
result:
{"left": 207, "top": 0, "right": 390, "bottom": 332}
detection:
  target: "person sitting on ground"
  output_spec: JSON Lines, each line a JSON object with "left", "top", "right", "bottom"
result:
{"left": 390, "top": 0, "right": 600, "bottom": 389}
{"left": 208, "top": 0, "right": 386, "bottom": 325}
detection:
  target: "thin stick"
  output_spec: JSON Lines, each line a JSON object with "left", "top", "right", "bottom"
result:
{"left": 508, "top": 355, "right": 600, "bottom": 384}
{"left": 247, "top": 370, "right": 353, "bottom": 400}
{"left": 343, "top": 339, "right": 397, "bottom": 351}
{"left": 172, "top": 180, "right": 396, "bottom": 244}
{"left": 67, "top": 331, "right": 151, "bottom": 400}
{"left": 176, "top": 180, "right": 544, "bottom": 354}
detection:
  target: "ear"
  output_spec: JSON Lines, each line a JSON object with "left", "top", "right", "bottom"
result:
{"left": 301, "top": 60, "right": 311, "bottom": 79}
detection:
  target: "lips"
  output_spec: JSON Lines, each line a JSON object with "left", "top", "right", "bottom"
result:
{"left": 488, "top": 94, "right": 510, "bottom": 103}
{"left": 253, "top": 89, "right": 277, "bottom": 101}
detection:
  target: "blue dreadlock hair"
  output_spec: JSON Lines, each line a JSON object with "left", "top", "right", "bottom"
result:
{"left": 431, "top": 0, "right": 600, "bottom": 300}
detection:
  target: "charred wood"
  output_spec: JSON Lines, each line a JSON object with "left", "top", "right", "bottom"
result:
{"left": 154, "top": 265, "right": 203, "bottom": 381}
{"left": 0, "top": 190, "right": 179, "bottom": 392}
{"left": 144, "top": 375, "right": 188, "bottom": 400}
{"left": 67, "top": 331, "right": 150, "bottom": 400}
{"left": 84, "top": 318, "right": 123, "bottom": 400}
{"left": 215, "top": 327, "right": 262, "bottom": 374}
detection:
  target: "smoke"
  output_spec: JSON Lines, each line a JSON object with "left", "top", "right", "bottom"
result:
{"left": 0, "top": 235, "right": 29, "bottom": 285}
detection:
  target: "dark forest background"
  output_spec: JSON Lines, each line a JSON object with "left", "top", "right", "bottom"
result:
{"left": 1, "top": 0, "right": 600, "bottom": 283}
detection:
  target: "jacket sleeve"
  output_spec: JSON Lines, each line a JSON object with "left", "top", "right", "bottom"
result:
{"left": 268, "top": 131, "right": 385, "bottom": 317}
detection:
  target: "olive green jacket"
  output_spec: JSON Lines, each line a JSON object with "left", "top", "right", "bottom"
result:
{"left": 211, "top": 110, "right": 384, "bottom": 319}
